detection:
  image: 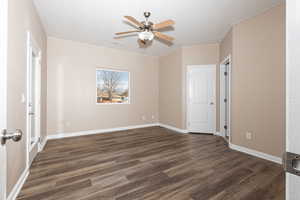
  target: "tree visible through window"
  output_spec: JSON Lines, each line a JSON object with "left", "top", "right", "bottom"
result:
{"left": 96, "top": 69, "right": 129, "bottom": 104}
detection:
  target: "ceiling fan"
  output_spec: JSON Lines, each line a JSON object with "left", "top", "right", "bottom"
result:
{"left": 115, "top": 12, "right": 175, "bottom": 44}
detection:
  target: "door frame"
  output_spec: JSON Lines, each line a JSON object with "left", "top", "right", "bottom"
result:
{"left": 219, "top": 55, "right": 232, "bottom": 142}
{"left": 286, "top": 0, "right": 300, "bottom": 199}
{"left": 186, "top": 65, "right": 217, "bottom": 133}
{"left": 26, "top": 31, "right": 42, "bottom": 168}
{"left": 0, "top": 0, "right": 8, "bottom": 199}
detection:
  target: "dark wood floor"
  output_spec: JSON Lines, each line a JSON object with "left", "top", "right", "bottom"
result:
{"left": 17, "top": 127, "right": 285, "bottom": 200}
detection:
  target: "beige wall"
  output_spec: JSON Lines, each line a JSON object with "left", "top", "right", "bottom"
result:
{"left": 158, "top": 4, "right": 285, "bottom": 158}
{"left": 159, "top": 44, "right": 220, "bottom": 130}
{"left": 182, "top": 44, "right": 220, "bottom": 130}
{"left": 231, "top": 4, "right": 285, "bottom": 157}
{"left": 4, "top": 1, "right": 285, "bottom": 195}
{"left": 47, "top": 38, "right": 159, "bottom": 135}
{"left": 48, "top": 40, "right": 220, "bottom": 134}
{"left": 6, "top": 0, "right": 47, "bottom": 194}
{"left": 159, "top": 49, "right": 183, "bottom": 128}
{"left": 220, "top": 29, "right": 233, "bottom": 62}
{"left": 219, "top": 29, "right": 233, "bottom": 132}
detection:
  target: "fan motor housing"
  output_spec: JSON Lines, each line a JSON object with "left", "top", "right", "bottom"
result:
{"left": 144, "top": 12, "right": 151, "bottom": 18}
{"left": 141, "top": 21, "right": 154, "bottom": 31}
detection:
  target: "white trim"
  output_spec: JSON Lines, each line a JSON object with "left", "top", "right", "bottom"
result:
{"left": 286, "top": 1, "right": 291, "bottom": 199}
{"left": 229, "top": 143, "right": 282, "bottom": 165}
{"left": 286, "top": 1, "right": 300, "bottom": 199}
{"left": 159, "top": 123, "right": 188, "bottom": 134}
{"left": 47, "top": 123, "right": 191, "bottom": 141}
{"left": 186, "top": 65, "right": 217, "bottom": 134}
{"left": 0, "top": 0, "right": 8, "bottom": 199}
{"left": 7, "top": 169, "right": 29, "bottom": 200}
{"left": 26, "top": 31, "right": 42, "bottom": 168}
{"left": 219, "top": 55, "right": 232, "bottom": 142}
{"left": 47, "top": 123, "right": 160, "bottom": 140}
{"left": 38, "top": 137, "right": 48, "bottom": 152}
{"left": 214, "top": 131, "right": 225, "bottom": 137}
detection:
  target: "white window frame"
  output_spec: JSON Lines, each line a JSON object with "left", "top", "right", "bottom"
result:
{"left": 96, "top": 68, "right": 130, "bottom": 105}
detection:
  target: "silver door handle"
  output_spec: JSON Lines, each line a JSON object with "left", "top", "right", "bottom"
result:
{"left": 1, "top": 129, "right": 23, "bottom": 145}
{"left": 210, "top": 102, "right": 214, "bottom": 105}
{"left": 29, "top": 112, "right": 35, "bottom": 115}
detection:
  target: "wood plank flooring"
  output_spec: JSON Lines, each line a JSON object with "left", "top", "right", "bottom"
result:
{"left": 17, "top": 127, "right": 285, "bottom": 200}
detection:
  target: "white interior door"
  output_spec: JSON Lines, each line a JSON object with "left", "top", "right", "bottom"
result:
{"left": 0, "top": 103, "right": 7, "bottom": 200}
{"left": 0, "top": 0, "right": 7, "bottom": 199}
{"left": 0, "top": 142, "right": 6, "bottom": 200}
{"left": 27, "top": 32, "right": 41, "bottom": 166}
{"left": 187, "top": 65, "right": 216, "bottom": 133}
{"left": 286, "top": 1, "right": 300, "bottom": 199}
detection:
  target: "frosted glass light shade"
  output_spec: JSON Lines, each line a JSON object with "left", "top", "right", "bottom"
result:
{"left": 138, "top": 31, "right": 154, "bottom": 41}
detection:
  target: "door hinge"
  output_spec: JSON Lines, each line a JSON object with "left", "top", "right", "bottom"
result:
{"left": 284, "top": 152, "right": 300, "bottom": 177}
{"left": 224, "top": 72, "right": 228, "bottom": 76}
{"left": 224, "top": 98, "right": 227, "bottom": 103}
{"left": 224, "top": 125, "right": 228, "bottom": 130}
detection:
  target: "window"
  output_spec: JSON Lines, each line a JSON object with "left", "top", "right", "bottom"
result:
{"left": 96, "top": 69, "right": 130, "bottom": 104}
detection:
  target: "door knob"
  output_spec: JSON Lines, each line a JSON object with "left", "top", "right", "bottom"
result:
{"left": 210, "top": 102, "right": 214, "bottom": 105}
{"left": 1, "top": 129, "right": 23, "bottom": 145}
{"left": 29, "top": 112, "right": 35, "bottom": 115}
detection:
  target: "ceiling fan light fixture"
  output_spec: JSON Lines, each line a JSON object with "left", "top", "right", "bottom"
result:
{"left": 138, "top": 31, "right": 154, "bottom": 41}
{"left": 116, "top": 13, "right": 175, "bottom": 44}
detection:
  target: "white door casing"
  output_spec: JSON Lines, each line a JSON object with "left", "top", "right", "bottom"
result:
{"left": 220, "top": 56, "right": 231, "bottom": 140}
{"left": 26, "top": 32, "right": 42, "bottom": 167}
{"left": 187, "top": 65, "right": 216, "bottom": 133}
{"left": 0, "top": 0, "right": 8, "bottom": 199}
{"left": 286, "top": 0, "right": 300, "bottom": 199}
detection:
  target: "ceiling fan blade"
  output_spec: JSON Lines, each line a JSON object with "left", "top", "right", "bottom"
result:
{"left": 154, "top": 32, "right": 174, "bottom": 42}
{"left": 153, "top": 20, "right": 175, "bottom": 30}
{"left": 115, "top": 30, "right": 140, "bottom": 35}
{"left": 124, "top": 16, "right": 144, "bottom": 28}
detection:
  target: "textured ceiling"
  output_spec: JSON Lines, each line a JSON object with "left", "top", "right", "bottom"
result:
{"left": 33, "top": 0, "right": 283, "bottom": 56}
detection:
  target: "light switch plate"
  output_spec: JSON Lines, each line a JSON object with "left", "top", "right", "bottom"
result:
{"left": 21, "top": 93, "right": 26, "bottom": 103}
{"left": 246, "top": 132, "right": 252, "bottom": 140}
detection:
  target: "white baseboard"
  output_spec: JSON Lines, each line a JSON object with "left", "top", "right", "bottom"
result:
{"left": 158, "top": 123, "right": 188, "bottom": 134}
{"left": 38, "top": 137, "right": 48, "bottom": 152}
{"left": 7, "top": 124, "right": 161, "bottom": 199}
{"left": 47, "top": 123, "right": 160, "bottom": 140}
{"left": 214, "top": 131, "right": 221, "bottom": 136}
{"left": 229, "top": 143, "right": 282, "bottom": 165}
{"left": 7, "top": 168, "right": 29, "bottom": 200}
{"left": 44, "top": 126, "right": 282, "bottom": 165}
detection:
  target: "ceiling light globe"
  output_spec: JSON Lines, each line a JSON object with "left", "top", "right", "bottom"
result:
{"left": 138, "top": 31, "right": 154, "bottom": 41}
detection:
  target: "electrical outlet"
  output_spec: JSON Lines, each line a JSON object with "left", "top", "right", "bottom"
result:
{"left": 151, "top": 115, "right": 155, "bottom": 120}
{"left": 142, "top": 115, "right": 146, "bottom": 121}
{"left": 246, "top": 132, "right": 252, "bottom": 140}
